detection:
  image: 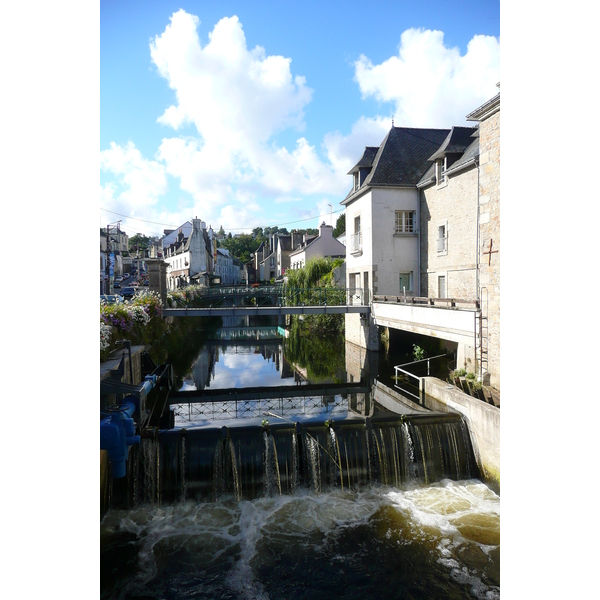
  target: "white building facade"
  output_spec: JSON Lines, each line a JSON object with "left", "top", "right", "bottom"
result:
{"left": 289, "top": 222, "right": 347, "bottom": 271}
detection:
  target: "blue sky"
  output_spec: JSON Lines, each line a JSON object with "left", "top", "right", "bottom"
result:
{"left": 100, "top": 0, "right": 499, "bottom": 238}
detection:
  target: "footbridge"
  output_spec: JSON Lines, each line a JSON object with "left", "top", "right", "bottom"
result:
{"left": 371, "top": 295, "right": 481, "bottom": 348}
{"left": 369, "top": 294, "right": 484, "bottom": 377}
{"left": 162, "top": 286, "right": 369, "bottom": 318}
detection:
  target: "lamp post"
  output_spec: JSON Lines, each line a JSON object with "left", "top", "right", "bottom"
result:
{"left": 105, "top": 220, "right": 121, "bottom": 294}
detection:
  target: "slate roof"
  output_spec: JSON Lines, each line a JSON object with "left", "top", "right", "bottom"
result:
{"left": 342, "top": 127, "right": 450, "bottom": 204}
{"left": 347, "top": 147, "right": 379, "bottom": 173}
{"left": 417, "top": 128, "right": 479, "bottom": 188}
{"left": 427, "top": 127, "right": 478, "bottom": 161}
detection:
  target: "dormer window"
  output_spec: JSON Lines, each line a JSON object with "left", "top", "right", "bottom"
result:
{"left": 436, "top": 158, "right": 446, "bottom": 186}
{"left": 354, "top": 172, "right": 359, "bottom": 191}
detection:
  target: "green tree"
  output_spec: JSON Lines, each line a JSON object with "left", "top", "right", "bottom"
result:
{"left": 333, "top": 213, "right": 345, "bottom": 238}
{"left": 129, "top": 233, "right": 151, "bottom": 252}
{"left": 219, "top": 233, "right": 260, "bottom": 264}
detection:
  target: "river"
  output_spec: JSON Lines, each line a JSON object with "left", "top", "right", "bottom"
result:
{"left": 101, "top": 318, "right": 500, "bottom": 599}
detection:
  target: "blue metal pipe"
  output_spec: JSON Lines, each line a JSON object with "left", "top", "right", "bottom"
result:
{"left": 100, "top": 398, "right": 141, "bottom": 478}
{"left": 100, "top": 374, "right": 158, "bottom": 478}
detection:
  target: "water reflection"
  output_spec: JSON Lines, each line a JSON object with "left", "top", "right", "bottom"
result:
{"left": 172, "top": 325, "right": 377, "bottom": 429}
{"left": 181, "top": 340, "right": 302, "bottom": 391}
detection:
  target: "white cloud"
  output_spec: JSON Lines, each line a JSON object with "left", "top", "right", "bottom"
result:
{"left": 101, "top": 17, "right": 501, "bottom": 235}
{"left": 100, "top": 141, "right": 168, "bottom": 210}
{"left": 149, "top": 10, "right": 347, "bottom": 207}
{"left": 354, "top": 29, "right": 500, "bottom": 127}
{"left": 151, "top": 11, "right": 312, "bottom": 142}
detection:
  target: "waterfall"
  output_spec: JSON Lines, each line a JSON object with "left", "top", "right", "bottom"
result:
{"left": 119, "top": 413, "right": 479, "bottom": 508}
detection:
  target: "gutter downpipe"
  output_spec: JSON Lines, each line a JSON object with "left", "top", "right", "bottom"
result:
{"left": 417, "top": 188, "right": 421, "bottom": 297}
{"left": 475, "top": 155, "right": 481, "bottom": 381}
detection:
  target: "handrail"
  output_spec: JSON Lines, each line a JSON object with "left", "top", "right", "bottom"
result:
{"left": 373, "top": 295, "right": 479, "bottom": 310}
{"left": 168, "top": 286, "right": 367, "bottom": 308}
{"left": 393, "top": 354, "right": 448, "bottom": 401}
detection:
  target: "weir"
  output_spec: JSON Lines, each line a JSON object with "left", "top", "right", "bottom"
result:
{"left": 120, "top": 410, "right": 478, "bottom": 506}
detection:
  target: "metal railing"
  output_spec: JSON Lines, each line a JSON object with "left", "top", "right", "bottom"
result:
{"left": 350, "top": 232, "right": 362, "bottom": 254}
{"left": 373, "top": 294, "right": 479, "bottom": 310}
{"left": 393, "top": 354, "right": 448, "bottom": 402}
{"left": 168, "top": 285, "right": 367, "bottom": 309}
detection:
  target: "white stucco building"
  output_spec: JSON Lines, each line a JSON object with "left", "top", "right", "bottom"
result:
{"left": 341, "top": 128, "right": 449, "bottom": 302}
{"left": 289, "top": 222, "right": 346, "bottom": 271}
{"left": 163, "top": 218, "right": 213, "bottom": 289}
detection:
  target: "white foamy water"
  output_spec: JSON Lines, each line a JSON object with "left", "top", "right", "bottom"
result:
{"left": 101, "top": 480, "right": 499, "bottom": 600}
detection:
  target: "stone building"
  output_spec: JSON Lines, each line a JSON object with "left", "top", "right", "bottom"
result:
{"left": 467, "top": 85, "right": 500, "bottom": 388}
{"left": 342, "top": 86, "right": 500, "bottom": 390}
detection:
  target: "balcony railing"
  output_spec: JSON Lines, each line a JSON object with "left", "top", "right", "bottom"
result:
{"left": 350, "top": 232, "right": 362, "bottom": 255}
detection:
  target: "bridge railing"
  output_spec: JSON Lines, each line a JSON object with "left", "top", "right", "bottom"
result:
{"left": 281, "top": 286, "right": 363, "bottom": 307}
{"left": 373, "top": 294, "right": 479, "bottom": 310}
{"left": 393, "top": 353, "right": 450, "bottom": 402}
{"left": 166, "top": 285, "right": 367, "bottom": 308}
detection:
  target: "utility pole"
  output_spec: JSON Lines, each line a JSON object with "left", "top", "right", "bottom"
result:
{"left": 104, "top": 220, "right": 121, "bottom": 295}
{"left": 105, "top": 226, "right": 110, "bottom": 295}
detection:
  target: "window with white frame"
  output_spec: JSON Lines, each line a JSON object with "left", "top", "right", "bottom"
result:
{"left": 395, "top": 210, "right": 415, "bottom": 234}
{"left": 437, "top": 224, "right": 447, "bottom": 253}
{"left": 399, "top": 272, "right": 413, "bottom": 293}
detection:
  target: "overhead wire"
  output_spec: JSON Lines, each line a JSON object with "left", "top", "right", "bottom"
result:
{"left": 100, "top": 204, "right": 345, "bottom": 235}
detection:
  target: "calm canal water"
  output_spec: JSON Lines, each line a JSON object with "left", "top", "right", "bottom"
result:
{"left": 101, "top": 318, "right": 500, "bottom": 599}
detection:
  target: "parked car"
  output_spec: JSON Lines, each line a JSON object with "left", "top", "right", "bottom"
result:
{"left": 143, "top": 280, "right": 149, "bottom": 286}
{"left": 114, "top": 282, "right": 121, "bottom": 288}
{"left": 100, "top": 294, "right": 124, "bottom": 304}
{"left": 121, "top": 287, "right": 136, "bottom": 300}
{"left": 123, "top": 272, "right": 130, "bottom": 279}
{"left": 115, "top": 275, "right": 123, "bottom": 282}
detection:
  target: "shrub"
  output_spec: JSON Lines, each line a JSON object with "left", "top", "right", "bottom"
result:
{"left": 413, "top": 344, "right": 426, "bottom": 361}
{"left": 100, "top": 290, "right": 165, "bottom": 359}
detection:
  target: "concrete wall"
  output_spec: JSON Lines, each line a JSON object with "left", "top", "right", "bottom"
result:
{"left": 372, "top": 302, "right": 478, "bottom": 373}
{"left": 423, "top": 377, "right": 500, "bottom": 490}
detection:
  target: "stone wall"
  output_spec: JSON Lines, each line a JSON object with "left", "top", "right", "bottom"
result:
{"left": 345, "top": 313, "right": 379, "bottom": 351}
{"left": 420, "top": 165, "right": 479, "bottom": 299}
{"left": 478, "top": 110, "right": 500, "bottom": 390}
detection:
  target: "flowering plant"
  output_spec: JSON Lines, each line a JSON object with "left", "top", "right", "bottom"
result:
{"left": 100, "top": 291, "right": 164, "bottom": 359}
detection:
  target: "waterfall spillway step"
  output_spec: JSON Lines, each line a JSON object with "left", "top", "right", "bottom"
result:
{"left": 122, "top": 412, "right": 479, "bottom": 506}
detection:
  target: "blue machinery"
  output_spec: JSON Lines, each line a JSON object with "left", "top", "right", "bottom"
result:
{"left": 100, "top": 375, "right": 157, "bottom": 478}
{"left": 101, "top": 354, "right": 174, "bottom": 479}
